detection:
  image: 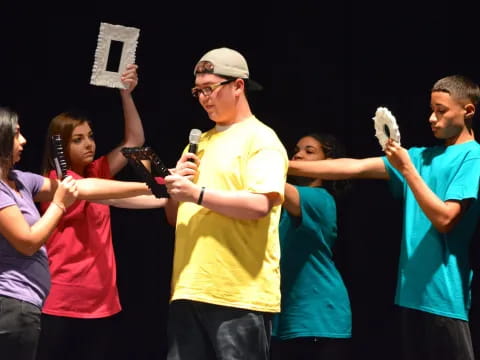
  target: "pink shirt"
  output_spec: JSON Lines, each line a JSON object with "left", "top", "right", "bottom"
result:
{"left": 41, "top": 156, "right": 121, "bottom": 318}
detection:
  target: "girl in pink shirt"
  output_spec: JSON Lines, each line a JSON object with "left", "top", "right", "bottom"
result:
{"left": 36, "top": 65, "right": 146, "bottom": 360}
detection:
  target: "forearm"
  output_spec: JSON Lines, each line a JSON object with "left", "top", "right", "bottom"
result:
{"left": 165, "top": 171, "right": 278, "bottom": 220}
{"left": 77, "top": 178, "right": 151, "bottom": 200}
{"left": 13, "top": 204, "right": 64, "bottom": 256}
{"left": 164, "top": 198, "right": 179, "bottom": 226}
{"left": 289, "top": 157, "right": 388, "bottom": 179}
{"left": 120, "top": 91, "right": 144, "bottom": 146}
{"left": 403, "top": 166, "right": 462, "bottom": 232}
{"left": 198, "top": 187, "right": 276, "bottom": 220}
{"left": 95, "top": 195, "right": 167, "bottom": 209}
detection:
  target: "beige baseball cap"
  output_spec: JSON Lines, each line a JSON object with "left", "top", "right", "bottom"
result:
{"left": 193, "top": 47, "right": 263, "bottom": 90}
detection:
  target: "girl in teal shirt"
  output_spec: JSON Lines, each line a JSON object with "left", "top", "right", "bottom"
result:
{"left": 271, "top": 133, "right": 352, "bottom": 360}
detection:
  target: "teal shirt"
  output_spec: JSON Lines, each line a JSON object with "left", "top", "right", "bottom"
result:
{"left": 383, "top": 141, "right": 480, "bottom": 320}
{"left": 272, "top": 186, "right": 352, "bottom": 339}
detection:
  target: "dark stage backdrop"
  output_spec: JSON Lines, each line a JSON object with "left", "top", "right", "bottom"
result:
{"left": 2, "top": 2, "right": 480, "bottom": 359}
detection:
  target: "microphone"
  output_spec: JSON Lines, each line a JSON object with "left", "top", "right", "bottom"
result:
{"left": 188, "top": 128, "right": 202, "bottom": 154}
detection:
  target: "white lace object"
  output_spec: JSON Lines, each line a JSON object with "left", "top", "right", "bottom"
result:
{"left": 372, "top": 107, "right": 401, "bottom": 150}
{"left": 90, "top": 22, "right": 140, "bottom": 89}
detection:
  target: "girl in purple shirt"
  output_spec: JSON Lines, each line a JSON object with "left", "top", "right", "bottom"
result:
{"left": 0, "top": 107, "right": 78, "bottom": 360}
{"left": 0, "top": 107, "right": 152, "bottom": 360}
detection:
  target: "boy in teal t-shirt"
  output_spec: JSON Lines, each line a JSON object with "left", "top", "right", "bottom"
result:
{"left": 384, "top": 142, "right": 480, "bottom": 321}
{"left": 289, "top": 75, "right": 480, "bottom": 360}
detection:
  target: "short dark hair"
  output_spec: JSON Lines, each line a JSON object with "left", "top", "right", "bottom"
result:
{"left": 432, "top": 75, "right": 480, "bottom": 108}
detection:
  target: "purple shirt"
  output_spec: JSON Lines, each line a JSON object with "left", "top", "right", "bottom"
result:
{"left": 0, "top": 170, "right": 49, "bottom": 308}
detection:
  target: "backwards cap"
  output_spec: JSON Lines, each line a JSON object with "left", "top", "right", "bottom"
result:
{"left": 193, "top": 47, "right": 262, "bottom": 90}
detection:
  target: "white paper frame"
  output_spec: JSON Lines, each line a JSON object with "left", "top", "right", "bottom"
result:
{"left": 90, "top": 22, "right": 140, "bottom": 89}
{"left": 373, "top": 107, "right": 401, "bottom": 150}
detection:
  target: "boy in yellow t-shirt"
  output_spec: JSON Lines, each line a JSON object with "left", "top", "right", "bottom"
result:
{"left": 164, "top": 47, "right": 288, "bottom": 360}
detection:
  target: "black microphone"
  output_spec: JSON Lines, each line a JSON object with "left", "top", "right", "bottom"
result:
{"left": 188, "top": 128, "right": 202, "bottom": 154}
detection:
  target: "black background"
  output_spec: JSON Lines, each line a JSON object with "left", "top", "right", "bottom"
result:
{"left": 2, "top": 2, "right": 480, "bottom": 358}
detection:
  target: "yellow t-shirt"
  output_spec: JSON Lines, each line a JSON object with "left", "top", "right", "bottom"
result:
{"left": 172, "top": 116, "right": 288, "bottom": 312}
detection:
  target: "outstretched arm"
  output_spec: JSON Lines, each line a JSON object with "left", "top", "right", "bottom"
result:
{"left": 35, "top": 177, "right": 151, "bottom": 203}
{"left": 385, "top": 139, "right": 466, "bottom": 233}
{"left": 94, "top": 195, "right": 168, "bottom": 209}
{"left": 289, "top": 157, "right": 389, "bottom": 180}
{"left": 107, "top": 64, "right": 145, "bottom": 176}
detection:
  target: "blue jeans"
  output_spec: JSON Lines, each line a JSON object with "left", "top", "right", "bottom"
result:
{"left": 0, "top": 295, "right": 41, "bottom": 360}
{"left": 167, "top": 300, "right": 272, "bottom": 360}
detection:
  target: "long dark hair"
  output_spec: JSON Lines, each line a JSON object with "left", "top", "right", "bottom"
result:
{"left": 0, "top": 107, "right": 19, "bottom": 177}
{"left": 290, "top": 132, "right": 351, "bottom": 198}
{"left": 41, "top": 112, "right": 91, "bottom": 175}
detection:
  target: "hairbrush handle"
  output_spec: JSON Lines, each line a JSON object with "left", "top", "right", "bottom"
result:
{"left": 51, "top": 135, "right": 69, "bottom": 180}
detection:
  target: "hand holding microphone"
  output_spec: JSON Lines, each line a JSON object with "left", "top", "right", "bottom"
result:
{"left": 166, "top": 129, "right": 202, "bottom": 199}
{"left": 175, "top": 128, "right": 201, "bottom": 180}
{"left": 188, "top": 128, "right": 201, "bottom": 155}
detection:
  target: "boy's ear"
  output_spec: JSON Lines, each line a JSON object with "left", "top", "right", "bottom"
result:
{"left": 234, "top": 78, "right": 245, "bottom": 92}
{"left": 465, "top": 103, "right": 475, "bottom": 119}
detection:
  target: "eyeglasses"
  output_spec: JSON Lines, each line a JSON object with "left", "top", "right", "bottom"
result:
{"left": 191, "top": 79, "right": 235, "bottom": 98}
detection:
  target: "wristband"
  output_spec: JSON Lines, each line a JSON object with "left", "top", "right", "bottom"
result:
{"left": 197, "top": 186, "right": 205, "bottom": 205}
{"left": 52, "top": 201, "right": 66, "bottom": 214}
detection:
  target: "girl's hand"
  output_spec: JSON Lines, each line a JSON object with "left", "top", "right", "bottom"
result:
{"left": 120, "top": 64, "right": 139, "bottom": 93}
{"left": 52, "top": 176, "right": 78, "bottom": 209}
